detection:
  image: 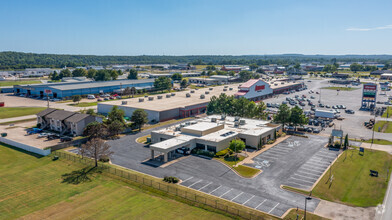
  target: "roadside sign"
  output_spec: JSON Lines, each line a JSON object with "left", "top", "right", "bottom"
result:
{"left": 360, "top": 147, "right": 364, "bottom": 153}
{"left": 45, "top": 89, "right": 52, "bottom": 94}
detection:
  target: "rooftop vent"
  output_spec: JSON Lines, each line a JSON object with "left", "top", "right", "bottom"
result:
{"left": 239, "top": 119, "right": 246, "bottom": 125}
{"left": 234, "top": 116, "right": 240, "bottom": 121}
{"left": 157, "top": 95, "right": 163, "bottom": 99}
{"left": 186, "top": 93, "right": 191, "bottom": 97}
{"left": 220, "top": 131, "right": 235, "bottom": 137}
{"left": 200, "top": 94, "right": 205, "bottom": 99}
{"left": 209, "top": 87, "right": 213, "bottom": 90}
{"left": 205, "top": 91, "right": 209, "bottom": 94}
{"left": 175, "top": 126, "right": 181, "bottom": 131}
{"left": 166, "top": 94, "right": 171, "bottom": 98}
{"left": 234, "top": 121, "right": 240, "bottom": 127}
{"left": 190, "top": 90, "right": 195, "bottom": 93}
{"left": 121, "top": 101, "right": 128, "bottom": 105}
{"left": 171, "top": 93, "right": 175, "bottom": 96}
{"left": 211, "top": 117, "right": 217, "bottom": 122}
{"left": 148, "top": 97, "right": 154, "bottom": 101}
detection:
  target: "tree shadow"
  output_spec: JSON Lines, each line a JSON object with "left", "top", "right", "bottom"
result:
{"left": 61, "top": 166, "right": 100, "bottom": 185}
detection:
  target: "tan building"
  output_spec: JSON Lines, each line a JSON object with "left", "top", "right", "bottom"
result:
{"left": 150, "top": 115, "right": 281, "bottom": 162}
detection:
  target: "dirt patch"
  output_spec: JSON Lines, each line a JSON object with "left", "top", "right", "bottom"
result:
{"left": 314, "top": 200, "right": 376, "bottom": 220}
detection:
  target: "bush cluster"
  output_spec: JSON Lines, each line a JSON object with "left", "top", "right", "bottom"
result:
{"left": 191, "top": 149, "right": 215, "bottom": 158}
{"left": 163, "top": 176, "right": 179, "bottom": 183}
{"left": 215, "top": 148, "right": 230, "bottom": 157}
{"left": 99, "top": 155, "right": 110, "bottom": 162}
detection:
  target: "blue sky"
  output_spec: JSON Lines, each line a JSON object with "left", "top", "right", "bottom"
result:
{"left": 0, "top": 0, "right": 391, "bottom": 55}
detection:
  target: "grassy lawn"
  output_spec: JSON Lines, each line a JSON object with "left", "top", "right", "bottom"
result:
{"left": 0, "top": 107, "right": 47, "bottom": 119}
{"left": 373, "top": 121, "right": 392, "bottom": 133}
{"left": 0, "top": 144, "right": 232, "bottom": 220}
{"left": 136, "top": 134, "right": 151, "bottom": 144}
{"left": 68, "top": 102, "right": 98, "bottom": 107}
{"left": 321, "top": 86, "right": 358, "bottom": 91}
{"left": 382, "top": 107, "right": 392, "bottom": 118}
{"left": 216, "top": 156, "right": 260, "bottom": 178}
{"left": 0, "top": 80, "right": 41, "bottom": 87}
{"left": 284, "top": 209, "right": 329, "bottom": 220}
{"left": 363, "top": 139, "right": 392, "bottom": 145}
{"left": 311, "top": 149, "right": 392, "bottom": 207}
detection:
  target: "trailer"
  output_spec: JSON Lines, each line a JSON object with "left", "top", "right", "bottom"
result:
{"left": 315, "top": 109, "right": 335, "bottom": 119}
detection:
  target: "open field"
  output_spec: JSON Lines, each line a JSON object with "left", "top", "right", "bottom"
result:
{"left": 68, "top": 102, "right": 98, "bottom": 107}
{"left": 0, "top": 107, "right": 46, "bottom": 119}
{"left": 373, "top": 121, "right": 392, "bottom": 133}
{"left": 0, "top": 80, "right": 41, "bottom": 87}
{"left": 0, "top": 144, "right": 232, "bottom": 220}
{"left": 321, "top": 86, "right": 358, "bottom": 91}
{"left": 312, "top": 149, "right": 392, "bottom": 207}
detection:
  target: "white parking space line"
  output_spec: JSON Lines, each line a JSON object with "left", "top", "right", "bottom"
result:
{"left": 296, "top": 171, "right": 320, "bottom": 178}
{"left": 315, "top": 154, "right": 337, "bottom": 160}
{"left": 269, "top": 148, "right": 291, "bottom": 153}
{"left": 290, "top": 176, "right": 314, "bottom": 184}
{"left": 293, "top": 173, "right": 318, "bottom": 181}
{"left": 289, "top": 181, "right": 312, "bottom": 188}
{"left": 219, "top": 188, "right": 233, "bottom": 198}
{"left": 198, "top": 182, "right": 212, "bottom": 191}
{"left": 243, "top": 195, "right": 255, "bottom": 205}
{"left": 299, "top": 167, "right": 324, "bottom": 174}
{"left": 302, "top": 164, "right": 326, "bottom": 171}
{"left": 264, "top": 151, "right": 287, "bottom": 156}
{"left": 257, "top": 155, "right": 280, "bottom": 160}
{"left": 231, "top": 192, "right": 243, "bottom": 201}
{"left": 304, "top": 162, "right": 328, "bottom": 169}
{"left": 182, "top": 176, "right": 193, "bottom": 183}
{"left": 268, "top": 203, "right": 280, "bottom": 214}
{"left": 188, "top": 179, "right": 203, "bottom": 188}
{"left": 209, "top": 185, "right": 221, "bottom": 194}
{"left": 255, "top": 199, "right": 267, "bottom": 210}
{"left": 309, "top": 158, "right": 331, "bottom": 164}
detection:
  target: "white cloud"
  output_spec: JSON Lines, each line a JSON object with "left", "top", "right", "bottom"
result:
{"left": 347, "top": 24, "right": 392, "bottom": 31}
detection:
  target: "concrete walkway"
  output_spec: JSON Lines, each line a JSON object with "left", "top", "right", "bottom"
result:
{"left": 314, "top": 200, "right": 375, "bottom": 220}
{"left": 360, "top": 143, "right": 392, "bottom": 154}
{"left": 0, "top": 115, "right": 36, "bottom": 123}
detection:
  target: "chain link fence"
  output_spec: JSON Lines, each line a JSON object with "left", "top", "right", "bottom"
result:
{"left": 53, "top": 151, "right": 275, "bottom": 220}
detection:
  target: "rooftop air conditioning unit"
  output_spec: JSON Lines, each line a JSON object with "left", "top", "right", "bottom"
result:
{"left": 166, "top": 94, "right": 171, "bottom": 98}
{"left": 171, "top": 93, "right": 175, "bottom": 96}
{"left": 121, "top": 101, "right": 128, "bottom": 105}
{"left": 205, "top": 91, "right": 209, "bottom": 94}
{"left": 223, "top": 88, "right": 227, "bottom": 91}
{"left": 157, "top": 95, "right": 163, "bottom": 99}
{"left": 148, "top": 97, "right": 154, "bottom": 101}
{"left": 200, "top": 94, "right": 205, "bottom": 99}
{"left": 185, "top": 122, "right": 191, "bottom": 126}
{"left": 211, "top": 118, "right": 217, "bottom": 122}
{"left": 234, "top": 116, "right": 240, "bottom": 121}
{"left": 221, "top": 115, "right": 226, "bottom": 120}
{"left": 190, "top": 90, "right": 195, "bottom": 93}
{"left": 186, "top": 93, "right": 191, "bottom": 97}
{"left": 209, "top": 87, "right": 213, "bottom": 90}
{"left": 139, "top": 98, "right": 144, "bottom": 102}
{"left": 234, "top": 121, "right": 240, "bottom": 127}
{"left": 229, "top": 88, "right": 233, "bottom": 90}
{"left": 239, "top": 119, "right": 246, "bottom": 125}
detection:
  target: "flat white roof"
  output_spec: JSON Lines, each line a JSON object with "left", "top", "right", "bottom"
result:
{"left": 150, "top": 135, "right": 194, "bottom": 151}
{"left": 182, "top": 122, "right": 220, "bottom": 132}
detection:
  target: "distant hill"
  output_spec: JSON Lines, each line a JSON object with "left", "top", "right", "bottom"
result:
{"left": 0, "top": 51, "right": 391, "bottom": 70}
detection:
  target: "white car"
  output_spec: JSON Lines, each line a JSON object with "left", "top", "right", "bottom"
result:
{"left": 38, "top": 133, "right": 50, "bottom": 138}
{"left": 87, "top": 95, "right": 95, "bottom": 99}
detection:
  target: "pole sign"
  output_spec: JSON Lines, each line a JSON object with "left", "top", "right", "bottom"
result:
{"left": 45, "top": 89, "right": 52, "bottom": 94}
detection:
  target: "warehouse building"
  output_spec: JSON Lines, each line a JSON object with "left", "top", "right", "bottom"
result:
{"left": 98, "top": 84, "right": 240, "bottom": 122}
{"left": 149, "top": 115, "right": 281, "bottom": 162}
{"left": 234, "top": 79, "right": 304, "bottom": 102}
{"left": 14, "top": 79, "right": 154, "bottom": 99}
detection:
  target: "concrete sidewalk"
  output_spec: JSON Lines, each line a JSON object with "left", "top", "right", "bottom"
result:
{"left": 0, "top": 115, "right": 36, "bottom": 124}
{"left": 360, "top": 143, "right": 392, "bottom": 154}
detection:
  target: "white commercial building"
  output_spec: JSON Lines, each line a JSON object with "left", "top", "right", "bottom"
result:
{"left": 150, "top": 115, "right": 281, "bottom": 162}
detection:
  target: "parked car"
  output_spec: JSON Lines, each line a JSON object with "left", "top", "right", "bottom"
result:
{"left": 47, "top": 134, "right": 60, "bottom": 140}
{"left": 326, "top": 105, "right": 331, "bottom": 108}
{"left": 37, "top": 133, "right": 50, "bottom": 138}
{"left": 312, "top": 128, "right": 320, "bottom": 133}
{"left": 87, "top": 95, "right": 95, "bottom": 99}
{"left": 60, "top": 136, "right": 73, "bottom": 142}
{"left": 345, "top": 109, "right": 355, "bottom": 114}
{"left": 27, "top": 128, "right": 43, "bottom": 135}
{"left": 97, "top": 98, "right": 103, "bottom": 101}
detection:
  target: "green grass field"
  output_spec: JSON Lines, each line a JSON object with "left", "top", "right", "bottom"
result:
{"left": 382, "top": 107, "right": 392, "bottom": 118}
{"left": 0, "top": 107, "right": 47, "bottom": 119}
{"left": 215, "top": 156, "right": 260, "bottom": 178}
{"left": 363, "top": 139, "right": 392, "bottom": 145}
{"left": 373, "top": 121, "right": 392, "bottom": 133}
{"left": 0, "top": 144, "right": 232, "bottom": 220}
{"left": 68, "top": 102, "right": 98, "bottom": 107}
{"left": 321, "top": 86, "right": 358, "bottom": 91}
{"left": 0, "top": 80, "right": 41, "bottom": 87}
{"left": 312, "top": 149, "right": 392, "bottom": 207}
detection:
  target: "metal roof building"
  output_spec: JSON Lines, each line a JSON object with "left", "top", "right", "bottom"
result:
{"left": 14, "top": 79, "right": 154, "bottom": 98}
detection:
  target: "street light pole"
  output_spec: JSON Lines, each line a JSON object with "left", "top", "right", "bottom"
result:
{"left": 304, "top": 196, "right": 312, "bottom": 220}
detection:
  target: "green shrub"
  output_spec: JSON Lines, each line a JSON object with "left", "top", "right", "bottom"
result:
{"left": 215, "top": 148, "right": 229, "bottom": 157}
{"left": 267, "top": 140, "right": 275, "bottom": 144}
{"left": 99, "top": 155, "right": 110, "bottom": 162}
{"left": 163, "top": 176, "right": 179, "bottom": 183}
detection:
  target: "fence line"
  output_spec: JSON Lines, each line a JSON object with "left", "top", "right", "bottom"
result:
{"left": 53, "top": 151, "right": 271, "bottom": 220}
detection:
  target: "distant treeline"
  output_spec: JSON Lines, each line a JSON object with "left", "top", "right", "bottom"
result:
{"left": 1, "top": 51, "right": 392, "bottom": 70}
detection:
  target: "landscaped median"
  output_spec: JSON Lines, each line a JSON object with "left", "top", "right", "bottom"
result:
{"left": 136, "top": 134, "right": 151, "bottom": 144}
{"left": 321, "top": 86, "right": 358, "bottom": 91}
{"left": 282, "top": 148, "right": 392, "bottom": 207}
